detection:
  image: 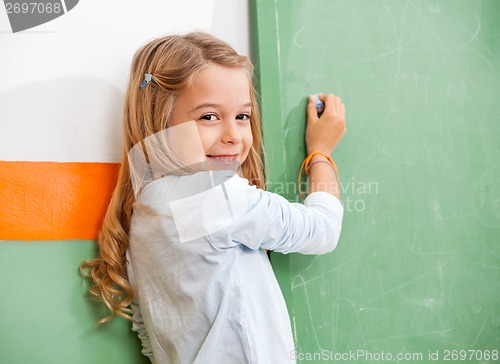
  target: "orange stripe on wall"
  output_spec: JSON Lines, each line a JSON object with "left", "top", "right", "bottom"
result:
{"left": 0, "top": 161, "right": 120, "bottom": 241}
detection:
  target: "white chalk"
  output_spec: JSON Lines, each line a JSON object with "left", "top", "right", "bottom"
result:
{"left": 313, "top": 93, "right": 324, "bottom": 113}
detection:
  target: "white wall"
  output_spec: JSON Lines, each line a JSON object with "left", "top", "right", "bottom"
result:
{"left": 0, "top": 0, "right": 250, "bottom": 162}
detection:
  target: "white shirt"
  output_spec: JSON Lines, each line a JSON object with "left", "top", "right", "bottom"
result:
{"left": 127, "top": 171, "right": 343, "bottom": 364}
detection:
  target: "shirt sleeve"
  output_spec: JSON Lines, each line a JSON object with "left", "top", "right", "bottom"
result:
{"left": 208, "top": 176, "right": 344, "bottom": 255}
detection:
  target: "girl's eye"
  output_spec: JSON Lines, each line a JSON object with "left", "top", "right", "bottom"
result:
{"left": 200, "top": 114, "right": 219, "bottom": 122}
{"left": 236, "top": 113, "right": 251, "bottom": 121}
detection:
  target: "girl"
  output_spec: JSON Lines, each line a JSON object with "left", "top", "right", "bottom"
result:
{"left": 82, "top": 32, "right": 346, "bottom": 364}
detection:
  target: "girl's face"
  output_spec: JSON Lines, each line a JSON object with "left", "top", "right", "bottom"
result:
{"left": 169, "top": 64, "right": 253, "bottom": 169}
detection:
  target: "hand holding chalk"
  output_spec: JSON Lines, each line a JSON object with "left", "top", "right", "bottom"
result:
{"left": 305, "top": 93, "right": 346, "bottom": 155}
{"left": 313, "top": 93, "right": 325, "bottom": 115}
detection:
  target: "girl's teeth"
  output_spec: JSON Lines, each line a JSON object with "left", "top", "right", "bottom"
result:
{"left": 213, "top": 157, "right": 234, "bottom": 161}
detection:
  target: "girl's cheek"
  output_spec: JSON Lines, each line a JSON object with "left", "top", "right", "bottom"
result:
{"left": 196, "top": 126, "right": 217, "bottom": 153}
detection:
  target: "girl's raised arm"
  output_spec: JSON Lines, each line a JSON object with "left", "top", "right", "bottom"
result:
{"left": 304, "top": 93, "right": 346, "bottom": 199}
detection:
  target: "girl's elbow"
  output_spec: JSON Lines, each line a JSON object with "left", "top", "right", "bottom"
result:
{"left": 316, "top": 214, "right": 343, "bottom": 254}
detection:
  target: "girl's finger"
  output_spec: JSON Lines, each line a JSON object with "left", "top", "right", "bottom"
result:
{"left": 306, "top": 95, "right": 319, "bottom": 125}
{"left": 323, "top": 93, "right": 336, "bottom": 115}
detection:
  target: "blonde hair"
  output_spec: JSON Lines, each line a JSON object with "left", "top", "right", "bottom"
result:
{"left": 81, "top": 32, "right": 265, "bottom": 324}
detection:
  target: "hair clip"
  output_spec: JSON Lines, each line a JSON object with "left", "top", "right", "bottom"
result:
{"left": 140, "top": 73, "right": 153, "bottom": 90}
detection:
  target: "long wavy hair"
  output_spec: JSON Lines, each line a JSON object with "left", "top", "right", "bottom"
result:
{"left": 81, "top": 32, "right": 265, "bottom": 324}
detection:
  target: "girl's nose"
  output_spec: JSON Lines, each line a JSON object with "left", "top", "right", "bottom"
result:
{"left": 220, "top": 120, "right": 242, "bottom": 144}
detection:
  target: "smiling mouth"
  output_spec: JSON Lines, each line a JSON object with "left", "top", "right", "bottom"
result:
{"left": 206, "top": 154, "right": 238, "bottom": 162}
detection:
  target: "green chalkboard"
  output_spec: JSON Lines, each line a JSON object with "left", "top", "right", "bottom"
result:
{"left": 0, "top": 241, "right": 149, "bottom": 364}
{"left": 251, "top": 0, "right": 500, "bottom": 362}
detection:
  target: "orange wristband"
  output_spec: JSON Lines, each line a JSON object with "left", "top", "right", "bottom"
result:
{"left": 303, "top": 152, "right": 336, "bottom": 175}
{"left": 298, "top": 151, "right": 339, "bottom": 200}
{"left": 308, "top": 160, "right": 334, "bottom": 172}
